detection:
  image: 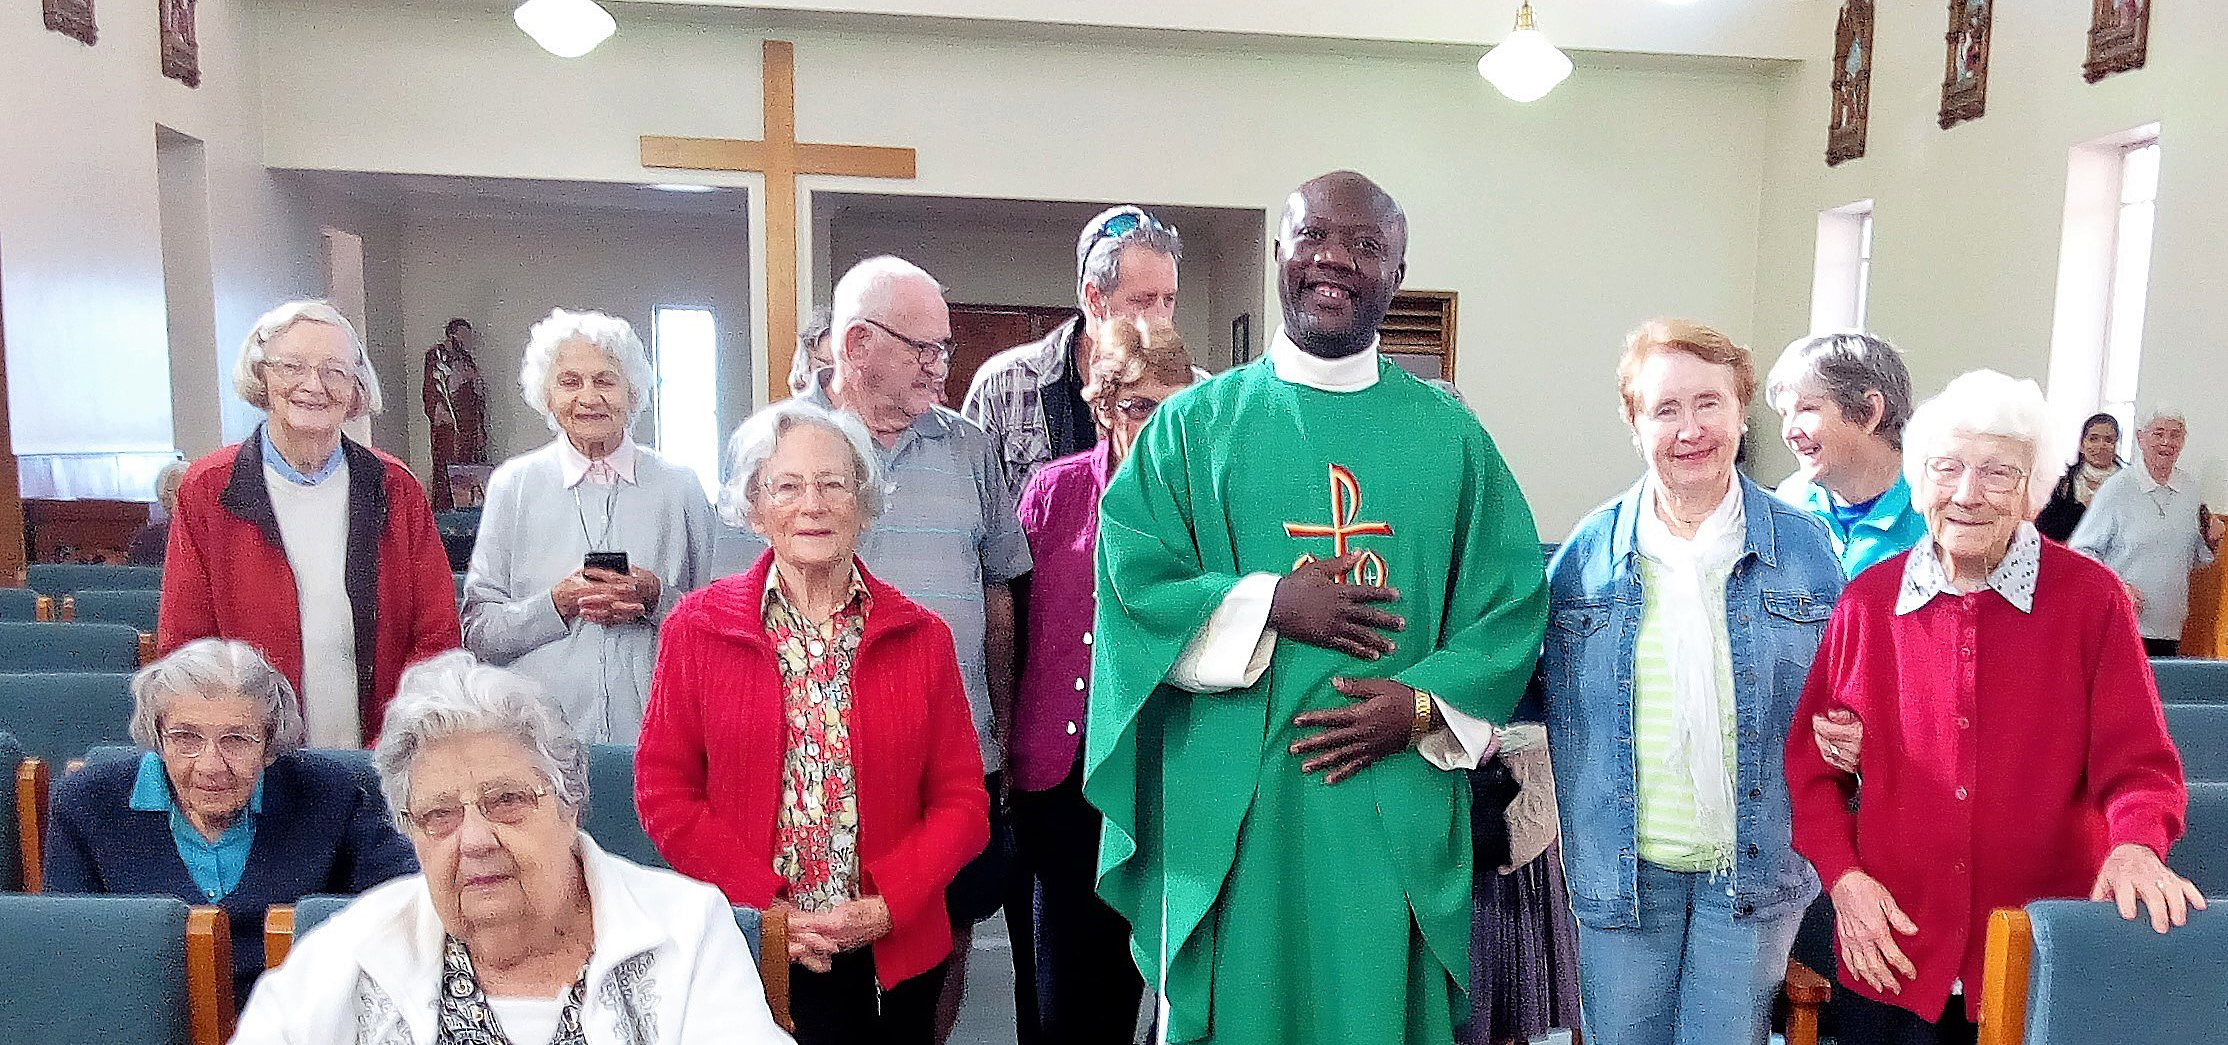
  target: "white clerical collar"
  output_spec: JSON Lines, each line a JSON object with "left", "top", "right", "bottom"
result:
{"left": 1896, "top": 522, "right": 2040, "bottom": 615}
{"left": 557, "top": 435, "right": 639, "bottom": 488}
{"left": 1268, "top": 328, "right": 1380, "bottom": 392}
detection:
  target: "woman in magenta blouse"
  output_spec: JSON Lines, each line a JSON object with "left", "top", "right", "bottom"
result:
{"left": 1786, "top": 370, "right": 2203, "bottom": 1045}
{"left": 1012, "top": 316, "right": 1195, "bottom": 1044}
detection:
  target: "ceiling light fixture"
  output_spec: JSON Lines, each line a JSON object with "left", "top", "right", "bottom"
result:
{"left": 1478, "top": 2, "right": 1574, "bottom": 103}
{"left": 513, "top": 0, "right": 616, "bottom": 59}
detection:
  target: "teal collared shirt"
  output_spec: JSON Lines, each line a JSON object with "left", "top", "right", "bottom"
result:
{"left": 128, "top": 752, "right": 264, "bottom": 902}
{"left": 259, "top": 424, "right": 344, "bottom": 487}
{"left": 1777, "top": 474, "right": 1929, "bottom": 580}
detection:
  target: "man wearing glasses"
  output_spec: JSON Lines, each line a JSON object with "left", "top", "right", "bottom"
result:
{"left": 963, "top": 205, "right": 1184, "bottom": 503}
{"left": 795, "top": 254, "right": 1034, "bottom": 1040}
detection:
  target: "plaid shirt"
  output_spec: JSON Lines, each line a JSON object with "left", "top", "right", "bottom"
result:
{"left": 961, "top": 316, "right": 1093, "bottom": 504}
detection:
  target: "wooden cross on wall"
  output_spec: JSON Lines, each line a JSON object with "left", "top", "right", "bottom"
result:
{"left": 640, "top": 40, "right": 917, "bottom": 402}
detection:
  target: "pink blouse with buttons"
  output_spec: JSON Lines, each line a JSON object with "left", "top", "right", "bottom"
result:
{"left": 1013, "top": 442, "right": 1114, "bottom": 793}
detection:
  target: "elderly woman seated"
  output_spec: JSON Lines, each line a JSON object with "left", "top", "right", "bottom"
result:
{"left": 41, "top": 638, "right": 418, "bottom": 1004}
{"left": 637, "top": 399, "right": 989, "bottom": 1045}
{"left": 1786, "top": 370, "right": 2203, "bottom": 1045}
{"left": 463, "top": 308, "right": 715, "bottom": 744}
{"left": 230, "top": 651, "right": 791, "bottom": 1045}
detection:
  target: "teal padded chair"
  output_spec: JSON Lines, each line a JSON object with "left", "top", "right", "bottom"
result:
{"left": 585, "top": 744, "right": 666, "bottom": 869}
{"left": 1980, "top": 900, "right": 2227, "bottom": 1045}
{"left": 0, "top": 589, "right": 47, "bottom": 622}
{"left": 0, "top": 731, "right": 22, "bottom": 892}
{"left": 2154, "top": 657, "right": 2228, "bottom": 705}
{"left": 25, "top": 564, "right": 163, "bottom": 595}
{"left": 2174, "top": 781, "right": 2228, "bottom": 891}
{"left": 0, "top": 893, "right": 232, "bottom": 1045}
{"left": 0, "top": 673, "right": 135, "bottom": 766}
{"left": 2164, "top": 704, "right": 2228, "bottom": 782}
{"left": 64, "top": 589, "right": 162, "bottom": 632}
{"left": 0, "top": 622, "right": 141, "bottom": 673}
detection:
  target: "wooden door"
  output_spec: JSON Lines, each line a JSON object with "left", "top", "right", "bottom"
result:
{"left": 945, "top": 304, "right": 1075, "bottom": 406}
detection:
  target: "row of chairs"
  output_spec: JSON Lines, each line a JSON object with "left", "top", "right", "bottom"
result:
{"left": 0, "top": 588, "right": 163, "bottom": 630}
{"left": 10, "top": 563, "right": 164, "bottom": 595}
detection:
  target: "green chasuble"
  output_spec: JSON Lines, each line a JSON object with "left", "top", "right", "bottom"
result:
{"left": 1084, "top": 355, "right": 1548, "bottom": 1045}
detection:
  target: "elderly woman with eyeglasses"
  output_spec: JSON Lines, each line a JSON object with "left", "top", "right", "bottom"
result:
{"left": 1786, "top": 371, "right": 2200, "bottom": 1045}
{"left": 160, "top": 300, "right": 461, "bottom": 747}
{"left": 42, "top": 639, "right": 418, "bottom": 1004}
{"left": 230, "top": 650, "right": 791, "bottom": 1045}
{"left": 462, "top": 309, "right": 715, "bottom": 744}
{"left": 637, "top": 399, "right": 989, "bottom": 1045}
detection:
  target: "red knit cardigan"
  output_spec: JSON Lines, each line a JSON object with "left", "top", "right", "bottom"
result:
{"left": 635, "top": 551, "right": 989, "bottom": 987}
{"left": 157, "top": 433, "right": 462, "bottom": 744}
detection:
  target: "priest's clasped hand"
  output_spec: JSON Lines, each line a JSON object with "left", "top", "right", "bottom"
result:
{"left": 1268, "top": 553, "right": 1405, "bottom": 660}
{"left": 1290, "top": 676, "right": 1429, "bottom": 785}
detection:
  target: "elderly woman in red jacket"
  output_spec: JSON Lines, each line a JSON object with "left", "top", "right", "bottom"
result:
{"left": 636, "top": 398, "right": 989, "bottom": 1045}
{"left": 159, "top": 300, "right": 460, "bottom": 748}
{"left": 1786, "top": 370, "right": 2202, "bottom": 1045}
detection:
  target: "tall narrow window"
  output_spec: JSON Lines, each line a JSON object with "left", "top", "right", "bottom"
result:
{"left": 651, "top": 307, "right": 720, "bottom": 501}
{"left": 2100, "top": 139, "right": 2160, "bottom": 446}
{"left": 2046, "top": 127, "right": 2160, "bottom": 453}
{"left": 1809, "top": 200, "right": 1875, "bottom": 333}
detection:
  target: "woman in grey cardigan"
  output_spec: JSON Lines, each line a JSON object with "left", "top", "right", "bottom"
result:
{"left": 462, "top": 308, "right": 715, "bottom": 743}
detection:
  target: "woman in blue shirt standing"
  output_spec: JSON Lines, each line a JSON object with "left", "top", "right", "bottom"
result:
{"left": 42, "top": 638, "right": 417, "bottom": 1002}
{"left": 1766, "top": 331, "right": 1928, "bottom": 580}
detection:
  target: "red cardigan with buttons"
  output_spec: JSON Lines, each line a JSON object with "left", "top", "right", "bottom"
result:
{"left": 1786, "top": 540, "right": 2186, "bottom": 1023}
{"left": 635, "top": 551, "right": 989, "bottom": 987}
{"left": 157, "top": 432, "right": 461, "bottom": 744}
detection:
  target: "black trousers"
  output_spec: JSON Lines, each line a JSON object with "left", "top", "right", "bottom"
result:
{"left": 1012, "top": 760, "right": 1146, "bottom": 1045}
{"left": 788, "top": 949, "right": 950, "bottom": 1045}
{"left": 1833, "top": 990, "right": 1979, "bottom": 1045}
{"left": 2145, "top": 637, "right": 2182, "bottom": 658}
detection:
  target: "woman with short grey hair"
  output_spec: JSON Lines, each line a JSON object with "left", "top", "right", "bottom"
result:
{"left": 232, "top": 651, "right": 791, "bottom": 1045}
{"left": 463, "top": 307, "right": 715, "bottom": 744}
{"left": 43, "top": 638, "right": 417, "bottom": 1004}
{"left": 1766, "top": 331, "right": 1927, "bottom": 580}
{"left": 161, "top": 299, "right": 461, "bottom": 747}
{"left": 719, "top": 399, "right": 890, "bottom": 527}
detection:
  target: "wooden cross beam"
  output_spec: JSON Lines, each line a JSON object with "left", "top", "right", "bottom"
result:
{"left": 641, "top": 40, "right": 918, "bottom": 402}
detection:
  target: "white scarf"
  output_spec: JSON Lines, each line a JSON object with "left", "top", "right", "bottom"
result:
{"left": 1635, "top": 475, "right": 1746, "bottom": 871}
{"left": 2074, "top": 461, "right": 2117, "bottom": 505}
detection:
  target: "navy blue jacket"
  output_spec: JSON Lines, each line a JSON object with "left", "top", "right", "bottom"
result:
{"left": 42, "top": 750, "right": 419, "bottom": 1003}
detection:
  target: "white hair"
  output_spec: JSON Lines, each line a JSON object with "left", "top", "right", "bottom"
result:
{"left": 231, "top": 300, "right": 386, "bottom": 418}
{"left": 517, "top": 308, "right": 656, "bottom": 433}
{"left": 719, "top": 398, "right": 889, "bottom": 528}
{"left": 829, "top": 255, "right": 944, "bottom": 366}
{"left": 372, "top": 651, "right": 590, "bottom": 827}
{"left": 1902, "top": 369, "right": 2066, "bottom": 517}
{"left": 2137, "top": 403, "right": 2186, "bottom": 431}
{"left": 127, "top": 638, "right": 307, "bottom": 757}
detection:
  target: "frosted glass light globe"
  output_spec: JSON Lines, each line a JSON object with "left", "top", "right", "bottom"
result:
{"left": 1478, "top": 27, "right": 1574, "bottom": 103}
{"left": 513, "top": 0, "right": 616, "bottom": 59}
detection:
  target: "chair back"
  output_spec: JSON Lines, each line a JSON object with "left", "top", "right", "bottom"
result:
{"left": 2153, "top": 658, "right": 2228, "bottom": 704}
{"left": 0, "top": 623, "right": 142, "bottom": 673}
{"left": 0, "top": 589, "right": 46, "bottom": 622}
{"left": 64, "top": 589, "right": 163, "bottom": 632}
{"left": 584, "top": 744, "right": 666, "bottom": 868}
{"left": 0, "top": 732, "right": 21, "bottom": 892}
{"left": 1980, "top": 901, "right": 2228, "bottom": 1045}
{"left": 25, "top": 564, "right": 164, "bottom": 595}
{"left": 735, "top": 904, "right": 792, "bottom": 1033}
{"left": 0, "top": 673, "right": 136, "bottom": 765}
{"left": 0, "top": 894, "right": 232, "bottom": 1045}
{"left": 2165, "top": 704, "right": 2228, "bottom": 782}
{"left": 2175, "top": 781, "right": 2228, "bottom": 891}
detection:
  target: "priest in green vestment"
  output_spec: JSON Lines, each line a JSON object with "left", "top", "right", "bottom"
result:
{"left": 1083, "top": 171, "right": 1549, "bottom": 1044}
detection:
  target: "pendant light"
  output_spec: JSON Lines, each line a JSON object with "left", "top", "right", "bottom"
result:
{"left": 1478, "top": 2, "right": 1574, "bottom": 103}
{"left": 513, "top": 0, "right": 616, "bottom": 59}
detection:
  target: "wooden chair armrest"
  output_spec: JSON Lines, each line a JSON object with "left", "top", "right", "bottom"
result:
{"left": 265, "top": 904, "right": 297, "bottom": 970}
{"left": 34, "top": 594, "right": 52, "bottom": 622}
{"left": 59, "top": 595, "right": 75, "bottom": 623}
{"left": 1978, "top": 908, "right": 2034, "bottom": 1045}
{"left": 139, "top": 632, "right": 157, "bottom": 667}
{"left": 17, "top": 758, "right": 48, "bottom": 894}
{"left": 1784, "top": 957, "right": 1831, "bottom": 1005}
{"left": 761, "top": 904, "right": 792, "bottom": 1033}
{"left": 187, "top": 905, "right": 236, "bottom": 1045}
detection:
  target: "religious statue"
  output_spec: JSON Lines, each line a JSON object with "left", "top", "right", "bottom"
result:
{"left": 424, "top": 318, "right": 490, "bottom": 511}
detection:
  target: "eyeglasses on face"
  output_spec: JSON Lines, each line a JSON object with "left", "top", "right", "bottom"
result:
{"left": 860, "top": 318, "right": 954, "bottom": 367}
{"left": 1923, "top": 456, "right": 2027, "bottom": 494}
{"left": 761, "top": 472, "right": 860, "bottom": 507}
{"left": 261, "top": 357, "right": 358, "bottom": 390}
{"left": 1111, "top": 395, "right": 1163, "bottom": 422}
{"left": 403, "top": 783, "right": 551, "bottom": 838}
{"left": 161, "top": 728, "right": 267, "bottom": 762}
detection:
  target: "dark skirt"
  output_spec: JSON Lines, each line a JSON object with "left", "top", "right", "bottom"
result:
{"left": 1459, "top": 754, "right": 1581, "bottom": 1045}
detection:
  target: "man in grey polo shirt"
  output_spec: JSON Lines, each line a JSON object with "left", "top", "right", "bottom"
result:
{"left": 803, "top": 254, "right": 1032, "bottom": 1037}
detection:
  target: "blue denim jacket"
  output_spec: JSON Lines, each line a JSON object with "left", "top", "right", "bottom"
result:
{"left": 1541, "top": 476, "right": 1843, "bottom": 929}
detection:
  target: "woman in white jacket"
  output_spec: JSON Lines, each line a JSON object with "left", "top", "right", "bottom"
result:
{"left": 230, "top": 652, "right": 790, "bottom": 1045}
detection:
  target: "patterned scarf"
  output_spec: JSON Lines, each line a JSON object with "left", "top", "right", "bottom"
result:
{"left": 434, "top": 935, "right": 589, "bottom": 1045}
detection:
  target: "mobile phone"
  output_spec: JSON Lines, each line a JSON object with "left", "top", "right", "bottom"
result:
{"left": 583, "top": 550, "right": 630, "bottom": 575}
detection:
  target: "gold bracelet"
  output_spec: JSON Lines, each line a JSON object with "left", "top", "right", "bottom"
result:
{"left": 1409, "top": 689, "right": 1434, "bottom": 748}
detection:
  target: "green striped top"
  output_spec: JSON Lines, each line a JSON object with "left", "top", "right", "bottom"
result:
{"left": 1632, "top": 556, "right": 1739, "bottom": 872}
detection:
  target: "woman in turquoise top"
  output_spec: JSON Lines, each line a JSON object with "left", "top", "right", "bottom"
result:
{"left": 1766, "top": 332, "right": 1928, "bottom": 580}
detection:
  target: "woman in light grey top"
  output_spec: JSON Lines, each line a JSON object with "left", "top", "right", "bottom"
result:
{"left": 463, "top": 309, "right": 715, "bottom": 743}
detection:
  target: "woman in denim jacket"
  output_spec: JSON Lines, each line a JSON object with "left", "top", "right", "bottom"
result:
{"left": 1540, "top": 320, "right": 1844, "bottom": 1045}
